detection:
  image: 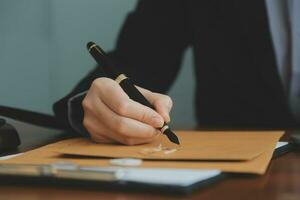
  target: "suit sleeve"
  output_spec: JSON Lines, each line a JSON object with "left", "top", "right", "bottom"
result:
{"left": 53, "top": 0, "right": 190, "bottom": 135}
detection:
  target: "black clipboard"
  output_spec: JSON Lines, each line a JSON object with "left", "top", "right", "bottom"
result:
{"left": 0, "top": 163, "right": 224, "bottom": 195}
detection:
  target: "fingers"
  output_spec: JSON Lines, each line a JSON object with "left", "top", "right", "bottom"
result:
{"left": 85, "top": 112, "right": 159, "bottom": 145}
{"left": 87, "top": 119, "right": 157, "bottom": 145}
{"left": 98, "top": 79, "right": 164, "bottom": 128}
{"left": 83, "top": 80, "right": 160, "bottom": 145}
{"left": 82, "top": 77, "right": 173, "bottom": 145}
{"left": 137, "top": 86, "right": 173, "bottom": 123}
{"left": 83, "top": 113, "right": 113, "bottom": 143}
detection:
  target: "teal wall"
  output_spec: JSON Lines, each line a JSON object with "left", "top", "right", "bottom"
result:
{"left": 0, "top": 0, "right": 196, "bottom": 128}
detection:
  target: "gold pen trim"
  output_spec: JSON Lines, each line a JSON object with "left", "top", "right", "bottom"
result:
{"left": 88, "top": 44, "right": 97, "bottom": 52}
{"left": 160, "top": 125, "right": 169, "bottom": 133}
{"left": 115, "top": 74, "right": 128, "bottom": 84}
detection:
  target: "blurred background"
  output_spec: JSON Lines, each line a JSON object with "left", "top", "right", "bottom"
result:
{"left": 0, "top": 0, "right": 196, "bottom": 129}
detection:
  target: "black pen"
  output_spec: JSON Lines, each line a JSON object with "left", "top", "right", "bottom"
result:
{"left": 86, "top": 42, "right": 180, "bottom": 145}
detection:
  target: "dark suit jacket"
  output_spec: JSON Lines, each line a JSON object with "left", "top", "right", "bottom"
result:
{"left": 53, "top": 0, "right": 299, "bottom": 133}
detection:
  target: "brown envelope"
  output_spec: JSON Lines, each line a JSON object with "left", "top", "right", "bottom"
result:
{"left": 56, "top": 131, "right": 282, "bottom": 161}
{"left": 0, "top": 131, "right": 283, "bottom": 174}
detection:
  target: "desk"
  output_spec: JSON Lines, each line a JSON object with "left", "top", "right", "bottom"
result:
{"left": 0, "top": 121, "right": 299, "bottom": 200}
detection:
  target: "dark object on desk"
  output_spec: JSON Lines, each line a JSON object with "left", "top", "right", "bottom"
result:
{"left": 0, "top": 105, "right": 67, "bottom": 153}
{"left": 86, "top": 41, "right": 180, "bottom": 145}
{"left": 0, "top": 119, "right": 21, "bottom": 151}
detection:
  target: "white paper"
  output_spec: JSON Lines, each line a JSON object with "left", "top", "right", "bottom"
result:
{"left": 119, "top": 168, "right": 221, "bottom": 186}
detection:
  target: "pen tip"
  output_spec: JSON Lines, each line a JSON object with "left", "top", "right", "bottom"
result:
{"left": 163, "top": 129, "right": 180, "bottom": 145}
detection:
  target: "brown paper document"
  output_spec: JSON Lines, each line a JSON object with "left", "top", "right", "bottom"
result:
{"left": 0, "top": 131, "right": 283, "bottom": 174}
{"left": 56, "top": 131, "right": 282, "bottom": 161}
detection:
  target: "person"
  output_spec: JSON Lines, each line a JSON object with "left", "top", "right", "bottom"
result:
{"left": 53, "top": 0, "right": 300, "bottom": 145}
